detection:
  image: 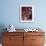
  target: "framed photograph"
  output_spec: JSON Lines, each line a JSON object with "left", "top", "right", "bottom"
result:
{"left": 20, "top": 5, "right": 34, "bottom": 22}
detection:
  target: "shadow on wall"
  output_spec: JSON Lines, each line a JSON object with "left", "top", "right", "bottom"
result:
{"left": 0, "top": 24, "right": 7, "bottom": 43}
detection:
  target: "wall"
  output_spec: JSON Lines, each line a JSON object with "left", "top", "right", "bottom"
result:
{"left": 0, "top": 0, "right": 46, "bottom": 43}
{"left": 0, "top": 0, "right": 46, "bottom": 29}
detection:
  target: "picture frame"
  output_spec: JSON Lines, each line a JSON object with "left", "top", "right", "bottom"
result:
{"left": 20, "top": 5, "right": 34, "bottom": 22}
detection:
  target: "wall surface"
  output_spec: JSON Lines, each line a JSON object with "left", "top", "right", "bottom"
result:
{"left": 0, "top": 0, "right": 46, "bottom": 29}
{"left": 0, "top": 0, "right": 46, "bottom": 43}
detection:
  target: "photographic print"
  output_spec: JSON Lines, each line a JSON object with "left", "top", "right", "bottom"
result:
{"left": 20, "top": 5, "right": 34, "bottom": 22}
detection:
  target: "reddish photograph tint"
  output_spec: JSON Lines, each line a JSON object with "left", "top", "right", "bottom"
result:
{"left": 22, "top": 7, "right": 32, "bottom": 20}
